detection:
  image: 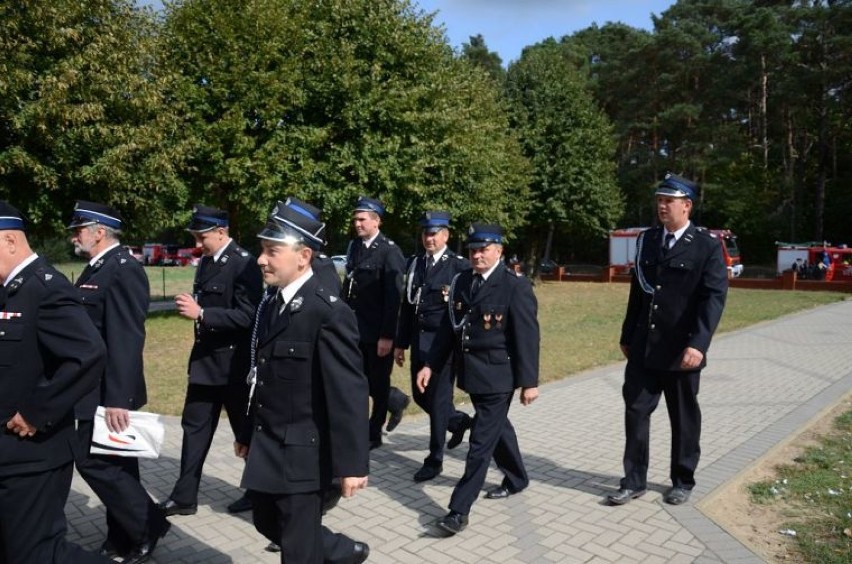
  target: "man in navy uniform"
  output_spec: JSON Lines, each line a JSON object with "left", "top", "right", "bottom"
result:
{"left": 159, "top": 205, "right": 263, "bottom": 516}
{"left": 235, "top": 201, "right": 370, "bottom": 564}
{"left": 417, "top": 223, "right": 540, "bottom": 535}
{"left": 608, "top": 174, "right": 728, "bottom": 507}
{"left": 395, "top": 211, "right": 472, "bottom": 482}
{"left": 0, "top": 201, "right": 109, "bottom": 563}
{"left": 256, "top": 199, "right": 370, "bottom": 561}
{"left": 342, "top": 196, "right": 410, "bottom": 449}
{"left": 66, "top": 201, "right": 170, "bottom": 563}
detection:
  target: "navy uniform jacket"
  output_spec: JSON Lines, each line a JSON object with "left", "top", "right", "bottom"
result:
{"left": 313, "top": 253, "right": 342, "bottom": 297}
{"left": 74, "top": 245, "right": 150, "bottom": 419}
{"left": 342, "top": 234, "right": 405, "bottom": 343}
{"left": 0, "top": 257, "right": 105, "bottom": 477}
{"left": 620, "top": 224, "right": 728, "bottom": 372}
{"left": 429, "top": 264, "right": 539, "bottom": 395}
{"left": 189, "top": 240, "right": 263, "bottom": 386}
{"left": 395, "top": 249, "right": 470, "bottom": 362}
{"left": 240, "top": 275, "right": 369, "bottom": 494}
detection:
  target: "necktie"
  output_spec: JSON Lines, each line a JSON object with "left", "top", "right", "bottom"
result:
{"left": 663, "top": 233, "right": 675, "bottom": 255}
{"left": 268, "top": 292, "right": 285, "bottom": 329}
{"left": 425, "top": 254, "right": 435, "bottom": 275}
{"left": 470, "top": 274, "right": 483, "bottom": 297}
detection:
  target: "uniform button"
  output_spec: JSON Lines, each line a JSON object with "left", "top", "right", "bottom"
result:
{"left": 289, "top": 348, "right": 295, "bottom": 354}
{"left": 463, "top": 348, "right": 469, "bottom": 352}
{"left": 258, "top": 380, "right": 265, "bottom": 386}
{"left": 0, "top": 331, "right": 4, "bottom": 337}
{"left": 655, "top": 285, "right": 662, "bottom": 290}
{"left": 257, "top": 403, "right": 262, "bottom": 409}
{"left": 259, "top": 358, "right": 266, "bottom": 364}
{"left": 256, "top": 425, "right": 262, "bottom": 431}
{"left": 653, "top": 304, "right": 658, "bottom": 310}
{"left": 464, "top": 336, "right": 470, "bottom": 340}
{"left": 650, "top": 324, "right": 656, "bottom": 329}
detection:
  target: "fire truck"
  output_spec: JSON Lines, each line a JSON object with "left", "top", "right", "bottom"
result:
{"left": 609, "top": 227, "right": 743, "bottom": 278}
{"left": 776, "top": 243, "right": 852, "bottom": 281}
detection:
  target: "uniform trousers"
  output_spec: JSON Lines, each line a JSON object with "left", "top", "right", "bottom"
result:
{"left": 621, "top": 361, "right": 702, "bottom": 491}
{"left": 74, "top": 420, "right": 167, "bottom": 551}
{"left": 359, "top": 343, "right": 393, "bottom": 442}
{"left": 250, "top": 490, "right": 323, "bottom": 564}
{"left": 171, "top": 382, "right": 248, "bottom": 505}
{"left": 0, "top": 462, "right": 108, "bottom": 564}
{"left": 449, "top": 391, "right": 528, "bottom": 516}
{"left": 409, "top": 348, "right": 469, "bottom": 467}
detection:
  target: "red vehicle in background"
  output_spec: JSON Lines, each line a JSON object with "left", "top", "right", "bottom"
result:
{"left": 610, "top": 227, "right": 743, "bottom": 278}
{"left": 776, "top": 243, "right": 852, "bottom": 281}
{"left": 143, "top": 244, "right": 200, "bottom": 266}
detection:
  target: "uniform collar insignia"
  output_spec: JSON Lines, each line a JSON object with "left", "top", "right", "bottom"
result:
{"left": 220, "top": 254, "right": 229, "bottom": 264}
{"left": 290, "top": 296, "right": 303, "bottom": 312}
{"left": 93, "top": 258, "right": 104, "bottom": 270}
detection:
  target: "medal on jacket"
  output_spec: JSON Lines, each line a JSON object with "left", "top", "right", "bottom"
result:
{"left": 483, "top": 313, "right": 492, "bottom": 330}
{"left": 441, "top": 285, "right": 450, "bottom": 303}
{"left": 495, "top": 313, "right": 503, "bottom": 329}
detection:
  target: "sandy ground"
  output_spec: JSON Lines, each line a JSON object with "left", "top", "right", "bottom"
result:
{"left": 699, "top": 392, "right": 852, "bottom": 562}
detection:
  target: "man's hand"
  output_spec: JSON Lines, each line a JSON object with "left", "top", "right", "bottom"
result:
{"left": 234, "top": 442, "right": 249, "bottom": 459}
{"left": 416, "top": 366, "right": 432, "bottom": 393}
{"left": 175, "top": 293, "right": 202, "bottom": 321}
{"left": 6, "top": 412, "right": 36, "bottom": 438}
{"left": 393, "top": 347, "right": 406, "bottom": 367}
{"left": 520, "top": 387, "right": 539, "bottom": 406}
{"left": 680, "top": 347, "right": 704, "bottom": 370}
{"left": 105, "top": 407, "right": 130, "bottom": 433}
{"left": 340, "top": 476, "right": 368, "bottom": 498}
{"left": 376, "top": 338, "right": 393, "bottom": 358}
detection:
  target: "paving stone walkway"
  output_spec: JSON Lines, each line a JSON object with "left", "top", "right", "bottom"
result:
{"left": 67, "top": 299, "right": 852, "bottom": 563}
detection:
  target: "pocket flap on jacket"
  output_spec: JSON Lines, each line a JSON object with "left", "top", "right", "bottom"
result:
{"left": 0, "top": 322, "right": 23, "bottom": 342}
{"left": 284, "top": 424, "right": 319, "bottom": 446}
{"left": 272, "top": 340, "right": 311, "bottom": 359}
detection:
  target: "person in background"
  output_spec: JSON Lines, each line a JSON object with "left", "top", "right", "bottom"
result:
{"left": 342, "top": 196, "right": 410, "bottom": 449}
{"left": 395, "top": 211, "right": 472, "bottom": 482}
{"left": 159, "top": 204, "right": 263, "bottom": 517}
{"left": 67, "top": 201, "right": 170, "bottom": 563}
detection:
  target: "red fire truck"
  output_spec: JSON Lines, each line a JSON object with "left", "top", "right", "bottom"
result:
{"left": 776, "top": 243, "right": 852, "bottom": 281}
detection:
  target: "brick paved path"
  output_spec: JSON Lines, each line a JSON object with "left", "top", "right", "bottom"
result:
{"left": 67, "top": 300, "right": 852, "bottom": 563}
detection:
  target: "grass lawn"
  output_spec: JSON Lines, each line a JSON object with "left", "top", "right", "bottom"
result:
{"left": 54, "top": 261, "right": 198, "bottom": 301}
{"left": 748, "top": 408, "right": 852, "bottom": 563}
{"left": 143, "top": 282, "right": 846, "bottom": 416}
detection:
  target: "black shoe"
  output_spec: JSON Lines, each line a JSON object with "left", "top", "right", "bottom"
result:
{"left": 437, "top": 511, "right": 468, "bottom": 535}
{"left": 265, "top": 542, "right": 281, "bottom": 553}
{"left": 446, "top": 416, "right": 471, "bottom": 450}
{"left": 352, "top": 541, "right": 370, "bottom": 563}
{"left": 386, "top": 394, "right": 411, "bottom": 432}
{"left": 227, "top": 494, "right": 253, "bottom": 514}
{"left": 484, "top": 485, "right": 518, "bottom": 499}
{"left": 158, "top": 499, "right": 197, "bottom": 516}
{"left": 119, "top": 521, "right": 170, "bottom": 564}
{"left": 664, "top": 487, "right": 691, "bottom": 505}
{"left": 413, "top": 464, "right": 442, "bottom": 482}
{"left": 98, "top": 539, "right": 125, "bottom": 558}
{"left": 606, "top": 488, "right": 647, "bottom": 506}
{"left": 369, "top": 439, "right": 382, "bottom": 450}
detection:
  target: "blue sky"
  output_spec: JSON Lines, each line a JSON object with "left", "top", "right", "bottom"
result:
{"left": 141, "top": 0, "right": 676, "bottom": 65}
{"left": 414, "top": 0, "right": 676, "bottom": 65}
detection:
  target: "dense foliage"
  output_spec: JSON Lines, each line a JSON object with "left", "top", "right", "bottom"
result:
{"left": 2, "top": 0, "right": 851, "bottom": 263}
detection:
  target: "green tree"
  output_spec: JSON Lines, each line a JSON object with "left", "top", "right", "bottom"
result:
{"left": 505, "top": 40, "right": 623, "bottom": 267}
{"left": 161, "top": 0, "right": 529, "bottom": 249}
{"left": 461, "top": 34, "right": 506, "bottom": 84}
{"left": 0, "top": 0, "right": 185, "bottom": 240}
